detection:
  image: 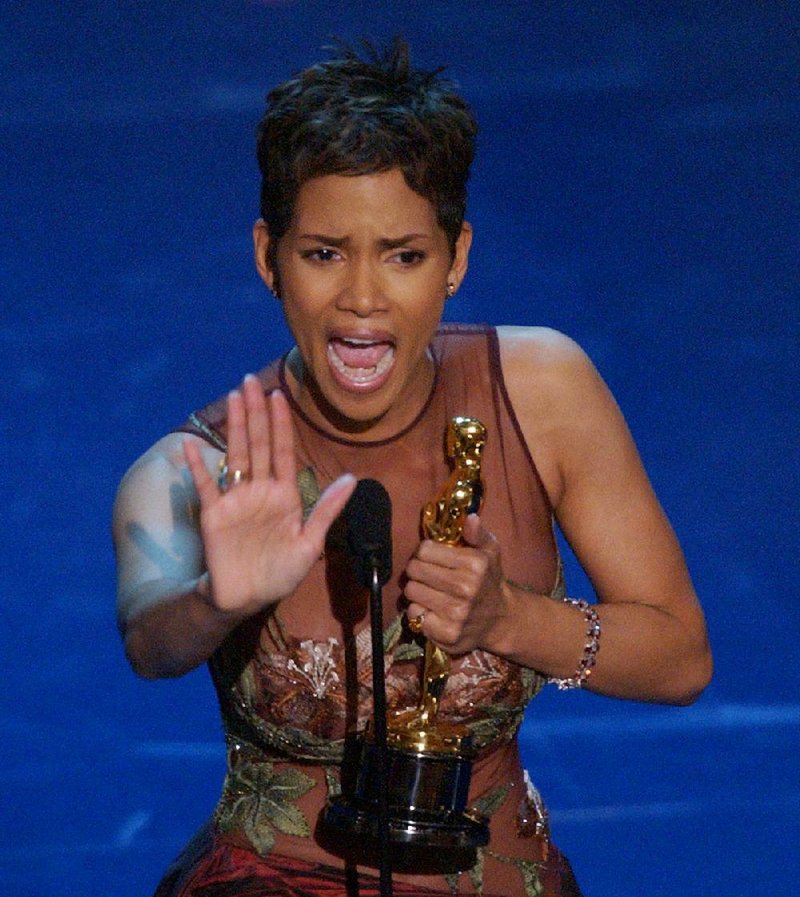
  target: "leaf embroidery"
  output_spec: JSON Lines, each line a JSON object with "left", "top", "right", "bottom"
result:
{"left": 473, "top": 783, "right": 511, "bottom": 819}
{"left": 394, "top": 641, "right": 425, "bottom": 662}
{"left": 383, "top": 614, "right": 405, "bottom": 652}
{"left": 444, "top": 871, "right": 459, "bottom": 893}
{"left": 216, "top": 759, "right": 316, "bottom": 857}
{"left": 486, "top": 850, "right": 546, "bottom": 897}
{"left": 238, "top": 662, "right": 259, "bottom": 708}
{"left": 468, "top": 846, "right": 485, "bottom": 892}
{"left": 466, "top": 707, "right": 523, "bottom": 746}
{"left": 518, "top": 859, "right": 545, "bottom": 897}
{"left": 297, "top": 466, "right": 321, "bottom": 522}
{"left": 264, "top": 798, "right": 309, "bottom": 836}
{"left": 445, "top": 784, "right": 509, "bottom": 894}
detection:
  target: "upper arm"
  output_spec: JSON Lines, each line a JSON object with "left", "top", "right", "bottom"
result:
{"left": 498, "top": 326, "right": 700, "bottom": 620}
{"left": 112, "top": 433, "right": 222, "bottom": 630}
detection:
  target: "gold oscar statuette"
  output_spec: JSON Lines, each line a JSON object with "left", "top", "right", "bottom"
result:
{"left": 325, "top": 417, "right": 490, "bottom": 850}
{"left": 391, "top": 416, "right": 487, "bottom": 748}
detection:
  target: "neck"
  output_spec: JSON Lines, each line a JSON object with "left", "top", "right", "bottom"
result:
{"left": 283, "top": 347, "right": 437, "bottom": 444}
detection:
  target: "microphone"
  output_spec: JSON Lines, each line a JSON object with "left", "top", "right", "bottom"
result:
{"left": 345, "top": 478, "right": 393, "bottom": 587}
{"left": 344, "top": 478, "right": 394, "bottom": 896}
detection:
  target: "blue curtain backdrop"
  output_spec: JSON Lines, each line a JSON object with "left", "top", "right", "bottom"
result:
{"left": 2, "top": 2, "right": 798, "bottom": 895}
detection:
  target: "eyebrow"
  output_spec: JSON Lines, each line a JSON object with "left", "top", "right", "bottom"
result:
{"left": 298, "top": 233, "right": 429, "bottom": 249}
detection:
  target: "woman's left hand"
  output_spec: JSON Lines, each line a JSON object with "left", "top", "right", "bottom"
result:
{"left": 403, "top": 514, "right": 512, "bottom": 655}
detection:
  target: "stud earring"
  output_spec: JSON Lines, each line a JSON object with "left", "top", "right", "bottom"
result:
{"left": 446, "top": 282, "right": 456, "bottom": 298}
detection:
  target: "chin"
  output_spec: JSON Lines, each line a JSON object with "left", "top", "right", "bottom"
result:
{"left": 303, "top": 375, "right": 395, "bottom": 435}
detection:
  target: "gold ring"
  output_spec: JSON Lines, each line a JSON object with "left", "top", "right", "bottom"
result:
{"left": 408, "top": 612, "right": 425, "bottom": 634}
{"left": 217, "top": 458, "right": 248, "bottom": 491}
{"left": 229, "top": 469, "right": 247, "bottom": 486}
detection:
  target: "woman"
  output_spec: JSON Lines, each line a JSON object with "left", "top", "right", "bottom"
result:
{"left": 114, "top": 41, "right": 712, "bottom": 897}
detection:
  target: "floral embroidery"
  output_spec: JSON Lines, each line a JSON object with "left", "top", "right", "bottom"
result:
{"left": 459, "top": 649, "right": 505, "bottom": 686}
{"left": 207, "top": 563, "right": 562, "bottom": 890}
{"left": 444, "top": 784, "right": 511, "bottom": 894}
{"left": 486, "top": 850, "right": 546, "bottom": 897}
{"left": 216, "top": 741, "right": 316, "bottom": 857}
{"left": 287, "top": 638, "right": 341, "bottom": 699}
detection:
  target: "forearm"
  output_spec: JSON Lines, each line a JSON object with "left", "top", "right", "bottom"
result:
{"left": 120, "top": 574, "right": 248, "bottom": 679}
{"left": 490, "top": 584, "right": 712, "bottom": 704}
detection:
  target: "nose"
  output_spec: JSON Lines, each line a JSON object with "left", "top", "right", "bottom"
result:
{"left": 336, "top": 257, "right": 387, "bottom": 317}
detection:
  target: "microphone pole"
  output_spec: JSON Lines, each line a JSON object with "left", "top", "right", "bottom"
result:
{"left": 369, "top": 563, "right": 392, "bottom": 897}
{"left": 346, "top": 479, "right": 393, "bottom": 897}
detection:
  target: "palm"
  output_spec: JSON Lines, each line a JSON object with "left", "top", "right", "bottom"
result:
{"left": 184, "top": 377, "right": 355, "bottom": 616}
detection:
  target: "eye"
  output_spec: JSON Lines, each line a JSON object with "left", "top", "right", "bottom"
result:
{"left": 391, "top": 249, "right": 425, "bottom": 266}
{"left": 300, "top": 247, "right": 341, "bottom": 263}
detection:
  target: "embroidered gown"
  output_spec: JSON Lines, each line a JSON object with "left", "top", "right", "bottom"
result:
{"left": 155, "top": 325, "right": 582, "bottom": 897}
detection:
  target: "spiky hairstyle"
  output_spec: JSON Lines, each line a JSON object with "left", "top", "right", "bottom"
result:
{"left": 256, "top": 39, "right": 477, "bottom": 256}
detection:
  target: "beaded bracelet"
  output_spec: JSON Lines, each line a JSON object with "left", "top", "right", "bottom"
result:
{"left": 550, "top": 598, "right": 601, "bottom": 690}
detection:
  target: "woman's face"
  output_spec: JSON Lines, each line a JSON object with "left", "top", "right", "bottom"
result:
{"left": 254, "top": 169, "right": 471, "bottom": 440}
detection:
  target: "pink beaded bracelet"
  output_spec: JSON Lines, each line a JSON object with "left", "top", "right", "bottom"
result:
{"left": 550, "top": 598, "right": 601, "bottom": 690}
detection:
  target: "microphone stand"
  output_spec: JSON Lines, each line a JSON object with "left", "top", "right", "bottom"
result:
{"left": 329, "top": 477, "right": 393, "bottom": 895}
{"left": 368, "top": 564, "right": 393, "bottom": 897}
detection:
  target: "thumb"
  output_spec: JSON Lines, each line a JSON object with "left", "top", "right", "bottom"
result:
{"left": 461, "top": 513, "right": 495, "bottom": 549}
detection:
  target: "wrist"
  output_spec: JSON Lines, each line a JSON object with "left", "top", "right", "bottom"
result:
{"left": 548, "top": 597, "right": 601, "bottom": 690}
{"left": 482, "top": 578, "right": 531, "bottom": 659}
{"left": 197, "top": 573, "right": 253, "bottom": 624}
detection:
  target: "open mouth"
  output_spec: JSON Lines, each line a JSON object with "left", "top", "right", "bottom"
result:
{"left": 327, "top": 336, "right": 396, "bottom": 388}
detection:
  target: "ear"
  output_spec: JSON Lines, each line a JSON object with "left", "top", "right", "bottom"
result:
{"left": 447, "top": 221, "right": 473, "bottom": 292}
{"left": 252, "top": 219, "right": 278, "bottom": 295}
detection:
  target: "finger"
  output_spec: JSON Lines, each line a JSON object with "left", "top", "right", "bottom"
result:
{"left": 415, "top": 539, "right": 463, "bottom": 567}
{"left": 303, "top": 473, "right": 357, "bottom": 547}
{"left": 242, "top": 374, "right": 271, "bottom": 479}
{"left": 461, "top": 514, "right": 494, "bottom": 549}
{"left": 225, "top": 389, "right": 249, "bottom": 478}
{"left": 183, "top": 438, "right": 219, "bottom": 505}
{"left": 405, "top": 600, "right": 426, "bottom": 621}
{"left": 403, "top": 578, "right": 451, "bottom": 616}
{"left": 269, "top": 390, "right": 297, "bottom": 483}
{"left": 406, "top": 556, "right": 464, "bottom": 596}
{"left": 417, "top": 607, "right": 462, "bottom": 651}
{"left": 405, "top": 591, "right": 462, "bottom": 645}
{"left": 404, "top": 604, "right": 427, "bottom": 636}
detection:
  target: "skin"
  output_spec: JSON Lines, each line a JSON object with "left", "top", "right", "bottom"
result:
{"left": 114, "top": 169, "right": 711, "bottom": 703}
{"left": 254, "top": 169, "right": 471, "bottom": 439}
{"left": 405, "top": 329, "right": 712, "bottom": 702}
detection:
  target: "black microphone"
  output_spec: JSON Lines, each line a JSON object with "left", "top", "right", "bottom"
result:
{"left": 345, "top": 478, "right": 393, "bottom": 587}
{"left": 345, "top": 478, "right": 394, "bottom": 896}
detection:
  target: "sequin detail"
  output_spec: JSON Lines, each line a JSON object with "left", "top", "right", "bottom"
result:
{"left": 287, "top": 638, "right": 341, "bottom": 699}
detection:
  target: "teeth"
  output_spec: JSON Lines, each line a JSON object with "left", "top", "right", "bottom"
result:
{"left": 328, "top": 342, "right": 395, "bottom": 383}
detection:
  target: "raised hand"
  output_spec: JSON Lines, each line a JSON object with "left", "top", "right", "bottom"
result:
{"left": 183, "top": 374, "right": 356, "bottom": 618}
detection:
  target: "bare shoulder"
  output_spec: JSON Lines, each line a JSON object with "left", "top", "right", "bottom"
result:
{"left": 496, "top": 326, "right": 615, "bottom": 505}
{"left": 496, "top": 325, "right": 594, "bottom": 382}
{"left": 496, "top": 325, "right": 609, "bottom": 426}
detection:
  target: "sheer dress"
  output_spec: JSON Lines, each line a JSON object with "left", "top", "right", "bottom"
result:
{"left": 156, "top": 325, "right": 582, "bottom": 897}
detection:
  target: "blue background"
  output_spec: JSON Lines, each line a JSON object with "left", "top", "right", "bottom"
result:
{"left": 2, "top": 2, "right": 798, "bottom": 894}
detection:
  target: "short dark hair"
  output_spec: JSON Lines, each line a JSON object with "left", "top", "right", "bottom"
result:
{"left": 256, "top": 39, "right": 477, "bottom": 257}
